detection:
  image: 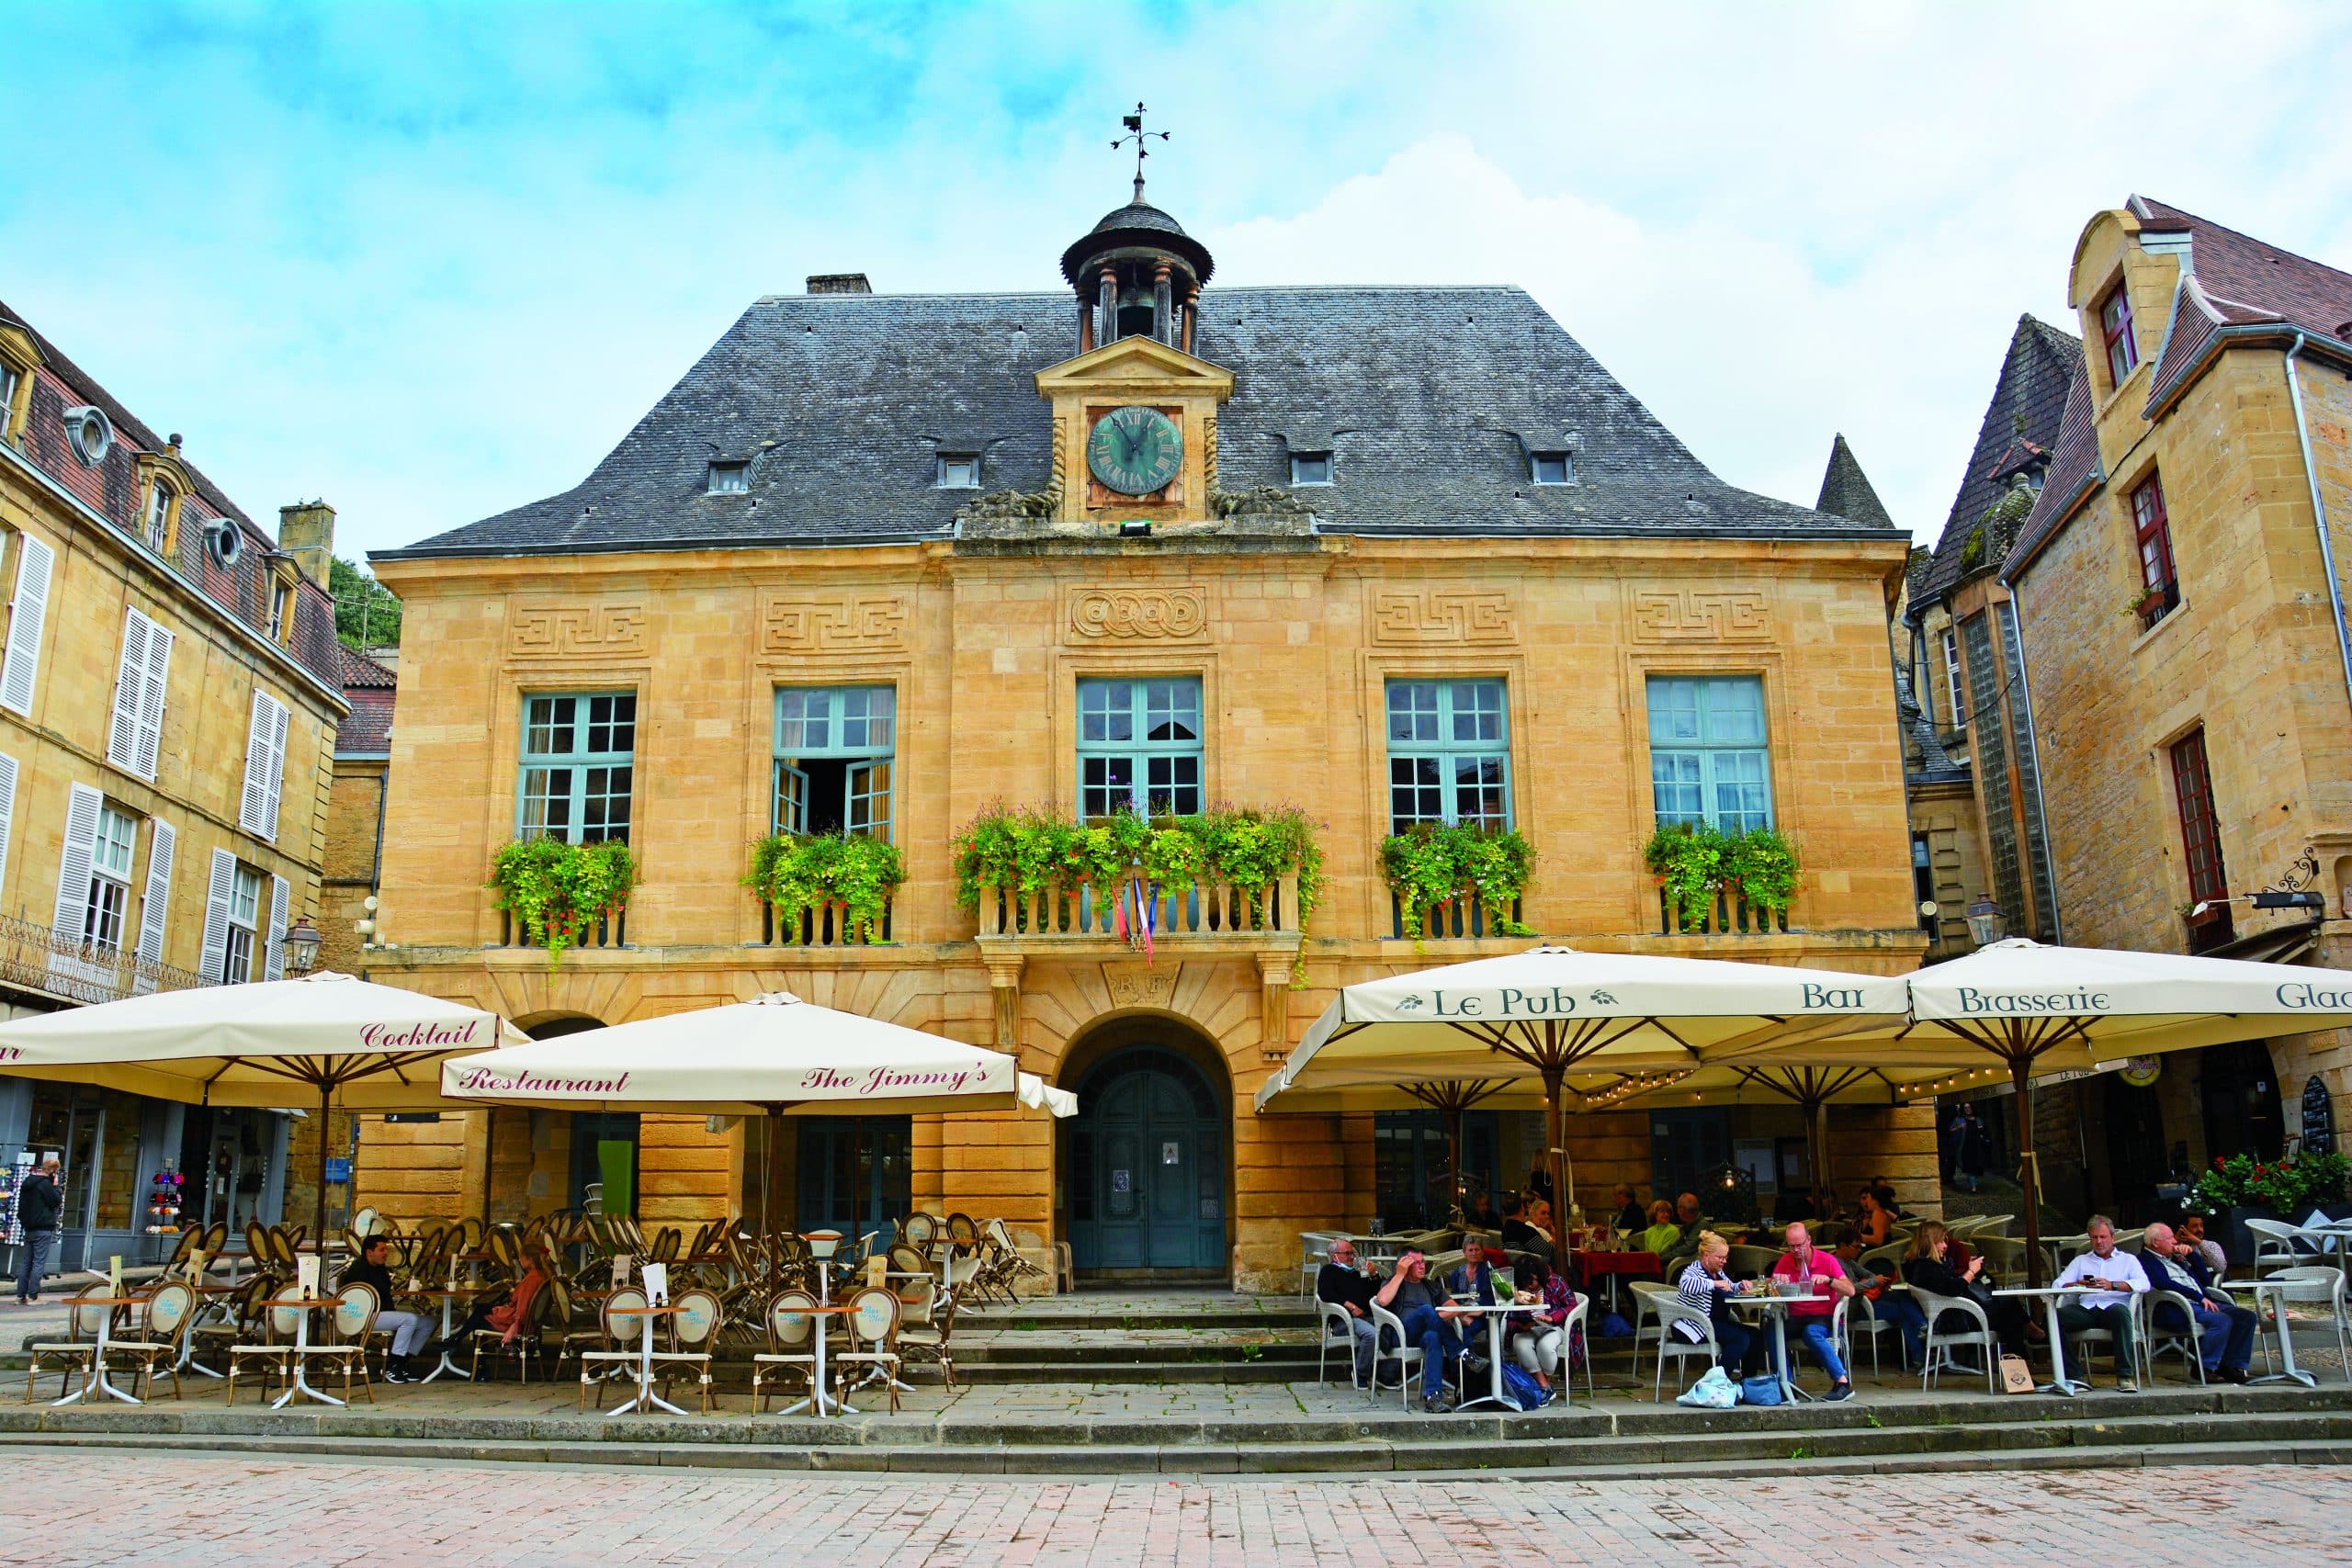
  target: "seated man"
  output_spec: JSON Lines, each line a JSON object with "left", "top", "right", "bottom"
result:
{"left": 2177, "top": 1213, "right": 2229, "bottom": 1283}
{"left": 1833, "top": 1233, "right": 1924, "bottom": 1368}
{"left": 2140, "top": 1221, "right": 2256, "bottom": 1383}
{"left": 1769, "top": 1222, "right": 1857, "bottom": 1400}
{"left": 1374, "top": 1248, "right": 1474, "bottom": 1415}
{"left": 1498, "top": 1195, "right": 1555, "bottom": 1268}
{"left": 1674, "top": 1191, "right": 1705, "bottom": 1253}
{"left": 1610, "top": 1184, "right": 1646, "bottom": 1237}
{"left": 2053, "top": 1215, "right": 2147, "bottom": 1393}
{"left": 1316, "top": 1238, "right": 1383, "bottom": 1390}
{"left": 339, "top": 1234, "right": 435, "bottom": 1382}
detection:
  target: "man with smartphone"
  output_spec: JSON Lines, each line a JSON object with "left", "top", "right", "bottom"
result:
{"left": 2052, "top": 1216, "right": 2148, "bottom": 1392}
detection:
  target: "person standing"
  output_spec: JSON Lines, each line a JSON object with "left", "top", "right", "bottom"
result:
{"left": 14, "top": 1155, "right": 62, "bottom": 1305}
{"left": 1959, "top": 1106, "right": 1988, "bottom": 1193}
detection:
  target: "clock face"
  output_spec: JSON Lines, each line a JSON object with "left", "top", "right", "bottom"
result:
{"left": 1087, "top": 405, "right": 1183, "bottom": 496}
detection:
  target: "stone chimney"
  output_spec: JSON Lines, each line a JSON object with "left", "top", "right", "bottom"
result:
{"left": 277, "top": 500, "right": 335, "bottom": 587}
{"left": 806, "top": 273, "right": 873, "bottom": 294}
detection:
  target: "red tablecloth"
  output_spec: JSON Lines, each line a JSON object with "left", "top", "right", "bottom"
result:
{"left": 1576, "top": 1250, "right": 1663, "bottom": 1288}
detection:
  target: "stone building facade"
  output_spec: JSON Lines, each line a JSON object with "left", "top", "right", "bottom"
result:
{"left": 0, "top": 300, "right": 347, "bottom": 1267}
{"left": 353, "top": 194, "right": 1935, "bottom": 1288}
{"left": 2002, "top": 197, "right": 2352, "bottom": 1200}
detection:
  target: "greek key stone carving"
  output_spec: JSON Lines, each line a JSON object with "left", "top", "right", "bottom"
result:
{"left": 1103, "top": 962, "right": 1176, "bottom": 1010}
{"left": 761, "top": 592, "right": 909, "bottom": 652}
{"left": 1632, "top": 588, "right": 1770, "bottom": 642}
{"left": 1069, "top": 586, "right": 1207, "bottom": 642}
{"left": 1370, "top": 588, "right": 1516, "bottom": 644}
{"left": 508, "top": 603, "right": 647, "bottom": 660}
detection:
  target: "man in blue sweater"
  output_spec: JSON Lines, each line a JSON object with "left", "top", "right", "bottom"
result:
{"left": 2141, "top": 1221, "right": 2256, "bottom": 1383}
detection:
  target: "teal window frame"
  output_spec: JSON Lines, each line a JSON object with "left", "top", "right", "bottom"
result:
{"left": 517, "top": 691, "right": 636, "bottom": 845}
{"left": 1385, "top": 679, "right": 1511, "bottom": 833}
{"left": 1646, "top": 675, "right": 1773, "bottom": 833}
{"left": 1077, "top": 677, "right": 1203, "bottom": 821}
{"left": 774, "top": 685, "right": 896, "bottom": 840}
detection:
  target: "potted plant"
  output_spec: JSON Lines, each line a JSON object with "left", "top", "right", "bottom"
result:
{"left": 2187, "top": 1149, "right": 2352, "bottom": 1264}
{"left": 487, "top": 837, "right": 638, "bottom": 964}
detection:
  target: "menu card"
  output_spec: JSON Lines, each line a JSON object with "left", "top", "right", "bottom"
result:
{"left": 108, "top": 1255, "right": 122, "bottom": 1297}
{"left": 642, "top": 1261, "right": 669, "bottom": 1306}
{"left": 297, "top": 1253, "right": 321, "bottom": 1300}
{"left": 614, "top": 1254, "right": 632, "bottom": 1286}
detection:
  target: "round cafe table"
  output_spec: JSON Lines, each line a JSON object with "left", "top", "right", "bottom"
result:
{"left": 1444, "top": 1301, "right": 1524, "bottom": 1413}
{"left": 606, "top": 1303, "right": 690, "bottom": 1417}
{"left": 1726, "top": 1290, "right": 1819, "bottom": 1404}
{"left": 1992, "top": 1284, "right": 2094, "bottom": 1395}
{"left": 274, "top": 1297, "right": 345, "bottom": 1409}
{"left": 774, "top": 1303, "right": 857, "bottom": 1418}
{"left": 50, "top": 1295, "right": 145, "bottom": 1406}
{"left": 404, "top": 1286, "right": 479, "bottom": 1382}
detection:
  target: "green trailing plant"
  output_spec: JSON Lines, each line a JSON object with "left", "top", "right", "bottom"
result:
{"left": 747, "top": 832, "right": 907, "bottom": 944}
{"left": 1642, "top": 822, "right": 1802, "bottom": 931}
{"left": 2188, "top": 1149, "right": 2350, "bottom": 1216}
{"left": 487, "top": 837, "right": 638, "bottom": 963}
{"left": 951, "top": 805, "right": 1323, "bottom": 929}
{"left": 1375, "top": 825, "right": 1537, "bottom": 937}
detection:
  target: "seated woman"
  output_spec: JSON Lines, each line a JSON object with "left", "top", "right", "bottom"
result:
{"left": 1641, "top": 1201, "right": 1682, "bottom": 1258}
{"left": 1673, "top": 1231, "right": 1767, "bottom": 1378}
{"left": 1854, "top": 1188, "right": 1894, "bottom": 1250}
{"left": 1507, "top": 1257, "right": 1578, "bottom": 1400}
{"left": 1900, "top": 1221, "right": 2034, "bottom": 1357}
{"left": 423, "top": 1247, "right": 554, "bottom": 1370}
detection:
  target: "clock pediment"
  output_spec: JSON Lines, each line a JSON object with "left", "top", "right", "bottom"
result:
{"left": 1035, "top": 334, "right": 1234, "bottom": 400}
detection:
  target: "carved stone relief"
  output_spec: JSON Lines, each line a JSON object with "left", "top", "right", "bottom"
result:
{"left": 1370, "top": 588, "right": 1517, "bottom": 644}
{"left": 1631, "top": 588, "right": 1771, "bottom": 642}
{"left": 1102, "top": 962, "right": 1177, "bottom": 1010}
{"left": 1067, "top": 586, "right": 1208, "bottom": 642}
{"left": 508, "top": 603, "right": 648, "bottom": 660}
{"left": 760, "top": 592, "right": 910, "bottom": 652}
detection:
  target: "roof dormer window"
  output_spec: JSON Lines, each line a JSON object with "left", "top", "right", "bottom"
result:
{"left": 64, "top": 405, "right": 113, "bottom": 467}
{"left": 2099, "top": 282, "right": 2137, "bottom": 388}
{"left": 936, "top": 455, "right": 979, "bottom": 490}
{"left": 142, "top": 479, "right": 175, "bottom": 552}
{"left": 1529, "top": 452, "right": 1573, "bottom": 486}
{"left": 707, "top": 460, "right": 749, "bottom": 495}
{"left": 1289, "top": 452, "right": 1332, "bottom": 487}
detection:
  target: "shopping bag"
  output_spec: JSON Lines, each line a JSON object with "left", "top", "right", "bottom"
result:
{"left": 1738, "top": 1373, "right": 1784, "bottom": 1406}
{"left": 1600, "top": 1312, "right": 1632, "bottom": 1337}
{"left": 1499, "top": 1361, "right": 1548, "bottom": 1410}
{"left": 1998, "top": 1353, "right": 2036, "bottom": 1393}
{"left": 1675, "top": 1366, "right": 1739, "bottom": 1408}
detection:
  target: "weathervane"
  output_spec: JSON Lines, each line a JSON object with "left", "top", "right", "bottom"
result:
{"left": 1112, "top": 102, "right": 1169, "bottom": 204}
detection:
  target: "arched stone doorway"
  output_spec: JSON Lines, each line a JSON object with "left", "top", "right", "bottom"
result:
{"left": 1061, "top": 1017, "right": 1230, "bottom": 1279}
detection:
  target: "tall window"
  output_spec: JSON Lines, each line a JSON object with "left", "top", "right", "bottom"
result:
{"left": 81, "top": 805, "right": 137, "bottom": 952}
{"left": 1078, "top": 677, "right": 1201, "bottom": 820}
{"left": 1912, "top": 834, "right": 1939, "bottom": 935}
{"left": 2131, "top": 473, "right": 2179, "bottom": 625}
{"left": 2171, "top": 728, "right": 2233, "bottom": 953}
{"left": 2099, "top": 282, "right": 2137, "bottom": 387}
{"left": 222, "top": 863, "right": 263, "bottom": 984}
{"left": 141, "top": 480, "right": 174, "bottom": 553}
{"left": 1385, "top": 679, "right": 1510, "bottom": 832}
{"left": 267, "top": 581, "right": 294, "bottom": 643}
{"left": 1648, "top": 676, "right": 1772, "bottom": 832}
{"left": 519, "top": 693, "right": 636, "bottom": 844}
{"left": 0, "top": 364, "right": 18, "bottom": 443}
{"left": 1940, "top": 630, "right": 1965, "bottom": 734}
{"left": 775, "top": 686, "right": 894, "bottom": 839}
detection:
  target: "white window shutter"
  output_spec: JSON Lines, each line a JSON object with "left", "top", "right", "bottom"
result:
{"left": 107, "top": 612, "right": 151, "bottom": 773}
{"left": 135, "top": 622, "right": 173, "bottom": 782}
{"left": 263, "top": 872, "right": 289, "bottom": 981}
{"left": 198, "top": 847, "right": 236, "bottom": 983}
{"left": 260, "top": 696, "right": 288, "bottom": 840}
{"left": 0, "top": 534, "right": 52, "bottom": 717}
{"left": 51, "top": 782, "right": 104, "bottom": 942}
{"left": 134, "top": 818, "right": 175, "bottom": 970}
{"left": 239, "top": 694, "right": 272, "bottom": 833}
{"left": 0, "top": 750, "right": 19, "bottom": 906}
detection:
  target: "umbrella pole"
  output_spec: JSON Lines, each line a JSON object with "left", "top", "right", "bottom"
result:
{"left": 2010, "top": 1055, "right": 2045, "bottom": 1289}
{"left": 1542, "top": 1065, "right": 1568, "bottom": 1265}
{"left": 1807, "top": 1096, "right": 1830, "bottom": 1221}
{"left": 313, "top": 1081, "right": 334, "bottom": 1256}
{"left": 763, "top": 1104, "right": 782, "bottom": 1282}
{"left": 479, "top": 1108, "right": 496, "bottom": 1228}
{"left": 1446, "top": 1105, "right": 1464, "bottom": 1225}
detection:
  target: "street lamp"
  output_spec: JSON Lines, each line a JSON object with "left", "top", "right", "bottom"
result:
{"left": 1964, "top": 892, "right": 2005, "bottom": 949}
{"left": 283, "top": 918, "right": 323, "bottom": 975}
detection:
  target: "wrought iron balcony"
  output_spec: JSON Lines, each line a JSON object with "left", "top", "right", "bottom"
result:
{"left": 0, "top": 913, "right": 213, "bottom": 1006}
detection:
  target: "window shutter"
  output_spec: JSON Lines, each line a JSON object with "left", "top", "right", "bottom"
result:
{"left": 135, "top": 622, "right": 173, "bottom": 782}
{"left": 51, "top": 781, "right": 104, "bottom": 942}
{"left": 198, "top": 847, "right": 236, "bottom": 983}
{"left": 261, "top": 696, "right": 288, "bottom": 840}
{"left": 107, "top": 611, "right": 151, "bottom": 772}
{"left": 239, "top": 692, "right": 289, "bottom": 836}
{"left": 0, "top": 533, "right": 53, "bottom": 716}
{"left": 263, "top": 872, "right": 289, "bottom": 981}
{"left": 135, "top": 818, "right": 175, "bottom": 970}
{"left": 0, "top": 750, "right": 19, "bottom": 906}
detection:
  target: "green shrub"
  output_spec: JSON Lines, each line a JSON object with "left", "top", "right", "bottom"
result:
{"left": 1375, "top": 825, "right": 1536, "bottom": 937}
{"left": 951, "top": 805, "right": 1322, "bottom": 929}
{"left": 487, "top": 838, "right": 638, "bottom": 963}
{"left": 748, "top": 832, "right": 907, "bottom": 944}
{"left": 1641, "top": 822, "right": 1801, "bottom": 931}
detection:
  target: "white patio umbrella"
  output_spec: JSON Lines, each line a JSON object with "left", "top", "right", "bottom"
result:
{"left": 1265, "top": 945, "right": 1912, "bottom": 1260}
{"left": 1709, "top": 938, "right": 2352, "bottom": 1283}
{"left": 0, "top": 971, "right": 518, "bottom": 1249}
{"left": 439, "top": 991, "right": 1076, "bottom": 1260}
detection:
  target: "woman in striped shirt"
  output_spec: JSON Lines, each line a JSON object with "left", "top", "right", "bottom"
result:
{"left": 1672, "top": 1231, "right": 1768, "bottom": 1378}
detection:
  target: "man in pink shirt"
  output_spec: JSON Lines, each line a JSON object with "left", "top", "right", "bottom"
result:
{"left": 1769, "top": 1221, "right": 1858, "bottom": 1401}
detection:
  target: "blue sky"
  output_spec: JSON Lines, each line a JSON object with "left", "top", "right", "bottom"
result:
{"left": 5, "top": 2, "right": 2351, "bottom": 565}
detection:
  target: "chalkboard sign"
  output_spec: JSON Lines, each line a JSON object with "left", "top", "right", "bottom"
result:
{"left": 2303, "top": 1076, "right": 2337, "bottom": 1156}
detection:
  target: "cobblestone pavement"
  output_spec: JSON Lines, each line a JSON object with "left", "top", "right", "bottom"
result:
{"left": 0, "top": 1451, "right": 2346, "bottom": 1566}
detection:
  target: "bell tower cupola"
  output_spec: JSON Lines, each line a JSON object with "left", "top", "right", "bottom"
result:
{"left": 1059, "top": 103, "right": 1215, "bottom": 356}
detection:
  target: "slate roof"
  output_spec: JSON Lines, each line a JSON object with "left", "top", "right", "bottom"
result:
{"left": 0, "top": 297, "right": 345, "bottom": 696}
{"left": 1814, "top": 433, "right": 1894, "bottom": 530}
{"left": 1914, "top": 315, "right": 2083, "bottom": 605}
{"left": 1894, "top": 662, "right": 1969, "bottom": 787}
{"left": 2000, "top": 357, "right": 2098, "bottom": 580}
{"left": 2131, "top": 196, "right": 2352, "bottom": 413}
{"left": 381, "top": 286, "right": 1896, "bottom": 560}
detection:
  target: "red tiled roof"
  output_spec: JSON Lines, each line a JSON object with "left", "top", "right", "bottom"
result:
{"left": 336, "top": 645, "right": 397, "bottom": 690}
{"left": 2132, "top": 196, "right": 2352, "bottom": 412}
{"left": 337, "top": 687, "right": 394, "bottom": 755}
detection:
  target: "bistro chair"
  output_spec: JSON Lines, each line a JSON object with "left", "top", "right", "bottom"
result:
{"left": 1625, "top": 1280, "right": 1677, "bottom": 1382}
{"left": 1555, "top": 1294, "right": 1596, "bottom": 1408}
{"left": 2266, "top": 1268, "right": 2352, "bottom": 1381}
{"left": 1316, "top": 1298, "right": 1359, "bottom": 1387}
{"left": 1299, "top": 1232, "right": 1346, "bottom": 1299}
{"left": 1972, "top": 1235, "right": 2030, "bottom": 1288}
{"left": 1725, "top": 1244, "right": 1780, "bottom": 1280}
{"left": 304, "top": 1282, "right": 379, "bottom": 1404}
{"left": 1650, "top": 1301, "right": 1722, "bottom": 1403}
{"left": 2143, "top": 1284, "right": 2213, "bottom": 1384}
{"left": 646, "top": 1287, "right": 721, "bottom": 1413}
{"left": 2246, "top": 1219, "right": 2320, "bottom": 1276}
{"left": 578, "top": 1285, "right": 651, "bottom": 1413}
{"left": 544, "top": 1276, "right": 611, "bottom": 1378}
{"left": 161, "top": 1224, "right": 199, "bottom": 1278}
{"left": 750, "top": 1288, "right": 820, "bottom": 1413}
{"left": 24, "top": 1283, "right": 117, "bottom": 1403}
{"left": 466, "top": 1278, "right": 556, "bottom": 1384}
{"left": 226, "top": 1288, "right": 310, "bottom": 1406}
{"left": 1911, "top": 1286, "right": 1998, "bottom": 1393}
{"left": 1845, "top": 1286, "right": 1901, "bottom": 1375}
{"left": 894, "top": 1273, "right": 958, "bottom": 1392}
{"left": 2059, "top": 1295, "right": 2145, "bottom": 1385}
{"left": 110, "top": 1279, "right": 199, "bottom": 1402}
{"left": 1366, "top": 1299, "right": 1426, "bottom": 1409}
{"left": 188, "top": 1274, "right": 274, "bottom": 1377}
{"left": 834, "top": 1285, "right": 903, "bottom": 1413}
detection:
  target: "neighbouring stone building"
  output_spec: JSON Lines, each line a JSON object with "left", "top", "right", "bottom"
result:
{"left": 1996, "top": 197, "right": 2352, "bottom": 1213}
{"left": 0, "top": 300, "right": 348, "bottom": 1269}
{"left": 354, "top": 183, "right": 1934, "bottom": 1288}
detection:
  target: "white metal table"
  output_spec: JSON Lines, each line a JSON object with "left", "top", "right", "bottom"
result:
{"left": 51, "top": 1295, "right": 144, "bottom": 1406}
{"left": 1444, "top": 1301, "right": 1522, "bottom": 1412}
{"left": 1726, "top": 1291, "right": 1826, "bottom": 1404}
{"left": 2246, "top": 1277, "right": 2318, "bottom": 1389}
{"left": 273, "top": 1298, "right": 345, "bottom": 1409}
{"left": 410, "top": 1287, "right": 476, "bottom": 1382}
{"left": 1993, "top": 1284, "right": 2105, "bottom": 1395}
{"left": 605, "top": 1303, "right": 690, "bottom": 1417}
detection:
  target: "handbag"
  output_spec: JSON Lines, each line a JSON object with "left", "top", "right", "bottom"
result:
{"left": 1499, "top": 1361, "right": 1548, "bottom": 1411}
{"left": 1739, "top": 1373, "right": 1784, "bottom": 1406}
{"left": 1676, "top": 1365, "right": 1740, "bottom": 1409}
